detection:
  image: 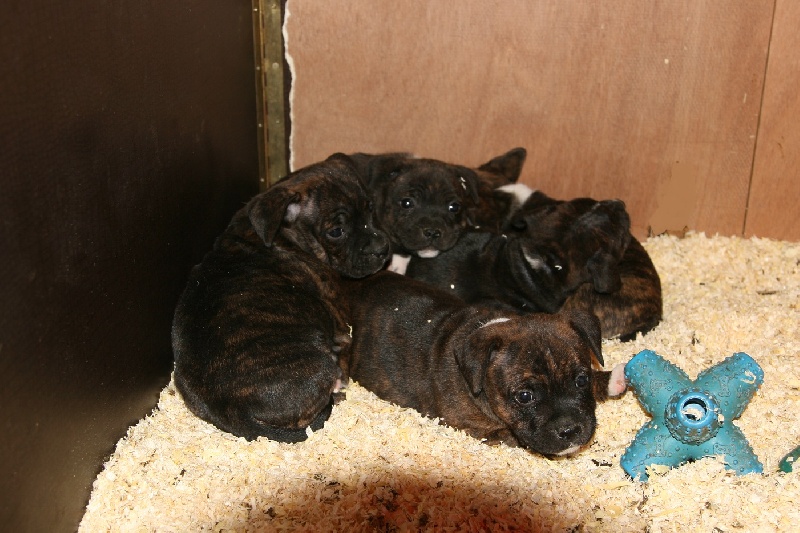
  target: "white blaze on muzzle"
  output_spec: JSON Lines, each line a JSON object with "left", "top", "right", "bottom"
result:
{"left": 417, "top": 249, "right": 440, "bottom": 259}
{"left": 555, "top": 445, "right": 582, "bottom": 456}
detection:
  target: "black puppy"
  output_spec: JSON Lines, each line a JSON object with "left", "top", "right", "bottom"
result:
{"left": 172, "top": 154, "right": 390, "bottom": 442}
{"left": 349, "top": 148, "right": 534, "bottom": 272}
{"left": 344, "top": 271, "right": 626, "bottom": 456}
{"left": 348, "top": 151, "right": 486, "bottom": 274}
{"left": 406, "top": 193, "right": 632, "bottom": 317}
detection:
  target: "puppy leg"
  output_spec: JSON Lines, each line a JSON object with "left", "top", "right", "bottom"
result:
{"left": 592, "top": 363, "right": 627, "bottom": 401}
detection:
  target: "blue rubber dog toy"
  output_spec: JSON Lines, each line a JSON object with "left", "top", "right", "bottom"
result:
{"left": 621, "top": 350, "right": 764, "bottom": 481}
{"left": 779, "top": 445, "right": 800, "bottom": 473}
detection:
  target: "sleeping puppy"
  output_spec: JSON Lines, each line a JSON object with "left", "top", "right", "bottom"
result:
{"left": 172, "top": 154, "right": 390, "bottom": 442}
{"left": 343, "top": 271, "right": 626, "bottom": 456}
{"left": 406, "top": 192, "right": 632, "bottom": 318}
{"left": 507, "top": 190, "right": 663, "bottom": 340}
{"left": 408, "top": 181, "right": 662, "bottom": 339}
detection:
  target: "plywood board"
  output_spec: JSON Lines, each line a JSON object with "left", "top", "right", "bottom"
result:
{"left": 285, "top": 1, "right": 774, "bottom": 239}
{"left": 745, "top": 0, "right": 800, "bottom": 241}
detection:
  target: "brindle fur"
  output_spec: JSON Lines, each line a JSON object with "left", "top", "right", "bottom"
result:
{"left": 344, "top": 270, "right": 624, "bottom": 456}
{"left": 507, "top": 191, "right": 662, "bottom": 340}
{"left": 172, "top": 154, "right": 390, "bottom": 442}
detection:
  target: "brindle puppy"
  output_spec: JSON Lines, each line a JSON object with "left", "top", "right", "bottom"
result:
{"left": 510, "top": 191, "right": 662, "bottom": 340}
{"left": 466, "top": 183, "right": 663, "bottom": 341}
{"left": 172, "top": 154, "right": 390, "bottom": 442}
{"left": 344, "top": 271, "right": 627, "bottom": 456}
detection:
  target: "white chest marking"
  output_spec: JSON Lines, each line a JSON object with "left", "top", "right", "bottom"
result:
{"left": 497, "top": 183, "right": 535, "bottom": 204}
{"left": 480, "top": 317, "right": 511, "bottom": 328}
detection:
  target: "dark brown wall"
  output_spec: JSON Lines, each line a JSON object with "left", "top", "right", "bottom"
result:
{"left": 0, "top": 1, "right": 259, "bottom": 531}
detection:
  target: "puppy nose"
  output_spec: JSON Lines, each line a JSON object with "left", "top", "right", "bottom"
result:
{"left": 373, "top": 242, "right": 390, "bottom": 258}
{"left": 557, "top": 423, "right": 583, "bottom": 441}
{"left": 363, "top": 236, "right": 390, "bottom": 258}
{"left": 423, "top": 228, "right": 441, "bottom": 239}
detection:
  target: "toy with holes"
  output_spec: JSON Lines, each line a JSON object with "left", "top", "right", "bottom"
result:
{"left": 620, "top": 349, "right": 764, "bottom": 481}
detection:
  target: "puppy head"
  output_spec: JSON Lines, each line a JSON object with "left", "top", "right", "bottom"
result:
{"left": 456, "top": 311, "right": 608, "bottom": 456}
{"left": 504, "top": 194, "right": 631, "bottom": 299}
{"left": 349, "top": 153, "right": 480, "bottom": 257}
{"left": 503, "top": 193, "right": 581, "bottom": 311}
{"left": 247, "top": 153, "right": 390, "bottom": 278}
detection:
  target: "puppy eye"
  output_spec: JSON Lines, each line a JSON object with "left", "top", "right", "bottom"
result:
{"left": 367, "top": 201, "right": 374, "bottom": 211}
{"left": 448, "top": 201, "right": 461, "bottom": 213}
{"left": 400, "top": 198, "right": 415, "bottom": 209}
{"left": 575, "top": 373, "right": 590, "bottom": 388}
{"left": 327, "top": 227, "right": 344, "bottom": 239}
{"left": 514, "top": 390, "right": 534, "bottom": 405}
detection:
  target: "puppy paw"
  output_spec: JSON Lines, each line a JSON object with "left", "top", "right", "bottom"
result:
{"left": 607, "top": 363, "right": 627, "bottom": 398}
{"left": 387, "top": 254, "right": 411, "bottom": 274}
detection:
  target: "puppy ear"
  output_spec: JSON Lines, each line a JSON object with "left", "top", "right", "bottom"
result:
{"left": 248, "top": 187, "right": 302, "bottom": 246}
{"left": 566, "top": 311, "right": 604, "bottom": 367}
{"left": 324, "top": 152, "right": 365, "bottom": 185}
{"left": 325, "top": 152, "right": 357, "bottom": 170}
{"left": 346, "top": 153, "right": 411, "bottom": 189}
{"left": 456, "top": 328, "right": 499, "bottom": 395}
{"left": 455, "top": 167, "right": 481, "bottom": 204}
{"left": 587, "top": 251, "right": 623, "bottom": 293}
{"left": 477, "top": 147, "right": 527, "bottom": 183}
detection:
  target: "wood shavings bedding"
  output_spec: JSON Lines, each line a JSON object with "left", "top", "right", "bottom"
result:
{"left": 80, "top": 233, "right": 800, "bottom": 532}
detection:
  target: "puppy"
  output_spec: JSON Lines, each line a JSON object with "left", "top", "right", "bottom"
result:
{"left": 348, "top": 152, "right": 482, "bottom": 274}
{"left": 406, "top": 193, "right": 633, "bottom": 317}
{"left": 172, "top": 154, "right": 390, "bottom": 442}
{"left": 349, "top": 148, "right": 533, "bottom": 273}
{"left": 508, "top": 190, "right": 662, "bottom": 340}
{"left": 343, "top": 271, "right": 626, "bottom": 456}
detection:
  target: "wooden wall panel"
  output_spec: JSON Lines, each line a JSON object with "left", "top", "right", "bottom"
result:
{"left": 745, "top": 0, "right": 800, "bottom": 240}
{"left": 285, "top": 1, "right": 774, "bottom": 239}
